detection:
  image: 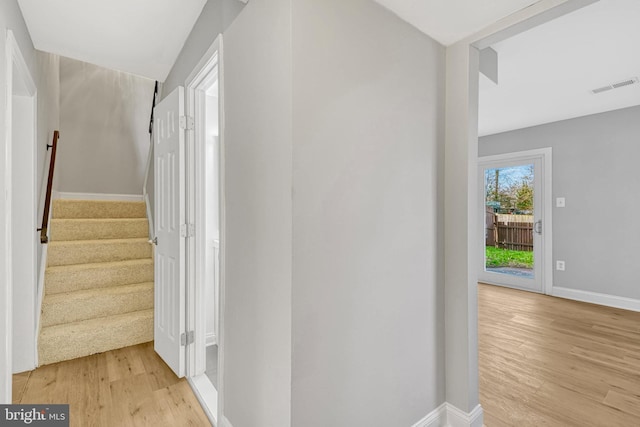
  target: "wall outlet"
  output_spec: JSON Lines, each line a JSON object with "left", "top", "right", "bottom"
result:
{"left": 556, "top": 260, "right": 565, "bottom": 271}
{"left": 556, "top": 197, "right": 566, "bottom": 208}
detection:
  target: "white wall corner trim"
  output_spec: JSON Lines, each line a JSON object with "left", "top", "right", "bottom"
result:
{"left": 410, "top": 403, "right": 483, "bottom": 427}
{"left": 53, "top": 192, "right": 143, "bottom": 201}
{"left": 552, "top": 287, "right": 640, "bottom": 313}
{"left": 411, "top": 403, "right": 447, "bottom": 427}
{"left": 446, "top": 403, "right": 483, "bottom": 427}
{"left": 35, "top": 243, "right": 48, "bottom": 367}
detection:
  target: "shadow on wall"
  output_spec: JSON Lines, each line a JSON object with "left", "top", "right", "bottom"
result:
{"left": 57, "top": 57, "right": 156, "bottom": 195}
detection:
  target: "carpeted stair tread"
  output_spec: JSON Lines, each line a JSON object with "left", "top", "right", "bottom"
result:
{"left": 38, "top": 309, "right": 153, "bottom": 366}
{"left": 47, "top": 238, "right": 152, "bottom": 266}
{"left": 50, "top": 218, "right": 149, "bottom": 241}
{"left": 45, "top": 259, "right": 154, "bottom": 295}
{"left": 39, "top": 198, "right": 155, "bottom": 366}
{"left": 52, "top": 199, "right": 146, "bottom": 219}
{"left": 41, "top": 282, "right": 154, "bottom": 327}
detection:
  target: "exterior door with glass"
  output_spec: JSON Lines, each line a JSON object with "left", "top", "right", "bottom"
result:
{"left": 478, "top": 149, "right": 551, "bottom": 293}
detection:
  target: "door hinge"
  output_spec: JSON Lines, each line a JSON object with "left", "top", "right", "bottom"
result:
{"left": 179, "top": 115, "right": 194, "bottom": 130}
{"left": 180, "top": 223, "right": 195, "bottom": 238}
{"left": 180, "top": 331, "right": 195, "bottom": 346}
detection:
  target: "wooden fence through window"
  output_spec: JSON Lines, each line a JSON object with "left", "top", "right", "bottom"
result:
{"left": 485, "top": 208, "right": 533, "bottom": 251}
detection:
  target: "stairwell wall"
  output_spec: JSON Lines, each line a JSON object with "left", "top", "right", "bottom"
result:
{"left": 57, "top": 57, "right": 155, "bottom": 196}
{"left": 35, "top": 51, "right": 60, "bottom": 279}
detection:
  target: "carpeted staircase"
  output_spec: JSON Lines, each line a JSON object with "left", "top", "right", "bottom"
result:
{"left": 38, "top": 199, "right": 154, "bottom": 366}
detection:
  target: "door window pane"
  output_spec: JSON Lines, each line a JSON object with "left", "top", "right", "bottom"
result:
{"left": 484, "top": 164, "right": 534, "bottom": 279}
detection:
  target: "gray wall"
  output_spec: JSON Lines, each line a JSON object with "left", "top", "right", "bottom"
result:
{"left": 57, "top": 57, "right": 155, "bottom": 195}
{"left": 480, "top": 106, "right": 640, "bottom": 300}
{"left": 35, "top": 51, "right": 60, "bottom": 267}
{"left": 152, "top": 0, "right": 245, "bottom": 224}
{"left": 222, "top": 0, "right": 292, "bottom": 426}
{"left": 161, "top": 0, "right": 244, "bottom": 98}
{"left": 291, "top": 1, "right": 445, "bottom": 426}
{"left": 162, "top": 0, "right": 447, "bottom": 424}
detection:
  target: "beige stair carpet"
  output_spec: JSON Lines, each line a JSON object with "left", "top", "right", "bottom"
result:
{"left": 39, "top": 199, "right": 154, "bottom": 366}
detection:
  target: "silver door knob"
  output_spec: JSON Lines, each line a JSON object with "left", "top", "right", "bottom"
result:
{"left": 534, "top": 220, "right": 542, "bottom": 235}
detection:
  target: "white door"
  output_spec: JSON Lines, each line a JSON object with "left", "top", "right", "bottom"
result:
{"left": 478, "top": 149, "right": 552, "bottom": 294}
{"left": 154, "top": 86, "right": 186, "bottom": 377}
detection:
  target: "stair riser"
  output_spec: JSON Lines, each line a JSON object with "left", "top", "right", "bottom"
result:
{"left": 48, "top": 240, "right": 151, "bottom": 267}
{"left": 41, "top": 284, "right": 153, "bottom": 327}
{"left": 45, "top": 261, "right": 153, "bottom": 294}
{"left": 50, "top": 219, "right": 149, "bottom": 241}
{"left": 52, "top": 200, "right": 146, "bottom": 219}
{"left": 38, "top": 310, "right": 153, "bottom": 366}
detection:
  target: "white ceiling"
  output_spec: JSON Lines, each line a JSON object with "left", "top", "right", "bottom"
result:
{"left": 479, "top": 0, "right": 640, "bottom": 136}
{"left": 17, "top": 0, "right": 207, "bottom": 81}
{"left": 373, "top": 0, "right": 542, "bottom": 45}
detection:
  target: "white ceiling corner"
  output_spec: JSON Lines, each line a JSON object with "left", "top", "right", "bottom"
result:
{"left": 17, "top": 0, "right": 207, "bottom": 81}
{"left": 479, "top": 0, "right": 640, "bottom": 136}
{"left": 373, "top": 0, "right": 542, "bottom": 46}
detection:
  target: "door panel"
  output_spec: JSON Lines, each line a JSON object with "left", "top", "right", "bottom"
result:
{"left": 154, "top": 86, "right": 186, "bottom": 377}
{"left": 479, "top": 156, "right": 544, "bottom": 293}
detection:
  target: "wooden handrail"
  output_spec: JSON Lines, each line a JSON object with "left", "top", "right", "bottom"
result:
{"left": 144, "top": 81, "right": 159, "bottom": 243}
{"left": 39, "top": 130, "right": 59, "bottom": 244}
{"left": 149, "top": 81, "right": 158, "bottom": 135}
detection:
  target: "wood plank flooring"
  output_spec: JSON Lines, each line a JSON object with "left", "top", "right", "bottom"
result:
{"left": 12, "top": 342, "right": 210, "bottom": 427}
{"left": 479, "top": 283, "right": 640, "bottom": 426}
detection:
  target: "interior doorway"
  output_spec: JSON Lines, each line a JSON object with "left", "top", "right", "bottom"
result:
{"left": 151, "top": 36, "right": 223, "bottom": 425}
{"left": 185, "top": 35, "right": 223, "bottom": 425}
{"left": 469, "top": 0, "right": 639, "bottom": 424}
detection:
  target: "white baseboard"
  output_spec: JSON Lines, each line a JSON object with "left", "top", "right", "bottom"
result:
{"left": 187, "top": 374, "right": 218, "bottom": 426}
{"left": 446, "top": 403, "right": 483, "bottom": 427}
{"left": 219, "top": 415, "right": 233, "bottom": 427}
{"left": 411, "top": 403, "right": 483, "bottom": 427}
{"left": 552, "top": 286, "right": 640, "bottom": 312}
{"left": 411, "top": 403, "right": 447, "bottom": 427}
{"left": 34, "top": 244, "right": 48, "bottom": 367}
{"left": 53, "top": 191, "right": 143, "bottom": 201}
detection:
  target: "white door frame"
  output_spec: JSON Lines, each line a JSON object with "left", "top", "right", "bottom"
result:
{"left": 184, "top": 34, "right": 226, "bottom": 426}
{"left": 2, "top": 29, "right": 38, "bottom": 403}
{"left": 478, "top": 148, "right": 553, "bottom": 295}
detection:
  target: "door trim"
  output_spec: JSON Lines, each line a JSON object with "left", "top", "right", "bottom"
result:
{"left": 184, "top": 33, "right": 224, "bottom": 426}
{"left": 478, "top": 148, "right": 553, "bottom": 295}
{"left": 2, "top": 29, "right": 38, "bottom": 402}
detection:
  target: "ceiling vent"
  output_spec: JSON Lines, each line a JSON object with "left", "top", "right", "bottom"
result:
{"left": 591, "top": 77, "right": 638, "bottom": 94}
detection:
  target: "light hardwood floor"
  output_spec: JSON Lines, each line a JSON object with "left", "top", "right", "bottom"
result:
{"left": 479, "top": 283, "right": 640, "bottom": 426}
{"left": 12, "top": 342, "right": 210, "bottom": 427}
